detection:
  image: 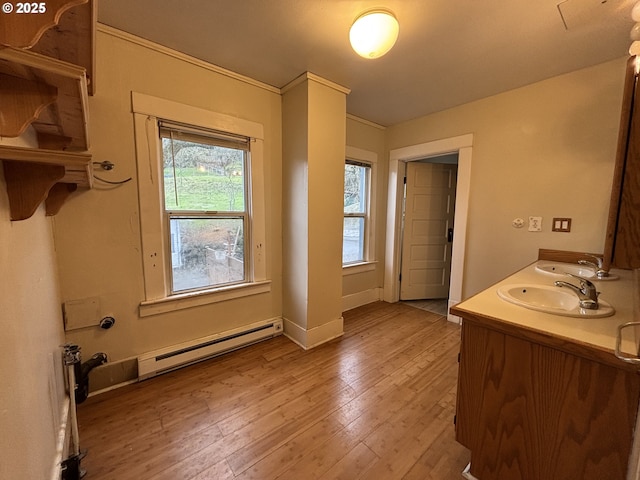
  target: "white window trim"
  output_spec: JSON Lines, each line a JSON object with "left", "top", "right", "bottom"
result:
{"left": 343, "top": 261, "right": 377, "bottom": 275}
{"left": 132, "top": 92, "right": 268, "bottom": 316}
{"left": 343, "top": 145, "right": 377, "bottom": 271}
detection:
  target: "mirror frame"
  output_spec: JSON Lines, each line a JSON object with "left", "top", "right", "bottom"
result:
{"left": 603, "top": 56, "right": 637, "bottom": 271}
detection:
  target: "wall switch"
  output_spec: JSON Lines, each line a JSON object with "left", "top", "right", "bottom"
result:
{"left": 552, "top": 217, "right": 572, "bottom": 232}
{"left": 528, "top": 216, "right": 542, "bottom": 232}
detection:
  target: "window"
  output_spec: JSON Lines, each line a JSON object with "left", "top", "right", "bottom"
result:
{"left": 160, "top": 123, "right": 249, "bottom": 293}
{"left": 132, "top": 92, "right": 268, "bottom": 316}
{"left": 343, "top": 160, "right": 371, "bottom": 264}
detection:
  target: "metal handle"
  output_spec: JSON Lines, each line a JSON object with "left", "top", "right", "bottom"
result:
{"left": 614, "top": 322, "right": 640, "bottom": 364}
{"left": 584, "top": 253, "right": 604, "bottom": 268}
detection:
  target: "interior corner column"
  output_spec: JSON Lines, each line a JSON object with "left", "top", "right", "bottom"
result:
{"left": 281, "top": 73, "right": 349, "bottom": 349}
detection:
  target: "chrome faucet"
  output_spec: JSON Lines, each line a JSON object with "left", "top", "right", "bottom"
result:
{"left": 554, "top": 274, "right": 599, "bottom": 310}
{"left": 577, "top": 254, "right": 610, "bottom": 279}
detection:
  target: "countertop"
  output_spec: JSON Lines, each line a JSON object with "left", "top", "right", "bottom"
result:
{"left": 450, "top": 261, "right": 639, "bottom": 369}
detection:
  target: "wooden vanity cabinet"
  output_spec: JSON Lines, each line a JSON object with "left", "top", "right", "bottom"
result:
{"left": 455, "top": 318, "right": 640, "bottom": 480}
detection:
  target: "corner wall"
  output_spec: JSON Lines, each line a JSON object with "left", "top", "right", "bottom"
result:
{"left": 0, "top": 135, "right": 68, "bottom": 479}
{"left": 342, "top": 116, "right": 387, "bottom": 309}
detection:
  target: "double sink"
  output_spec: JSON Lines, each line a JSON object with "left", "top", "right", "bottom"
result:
{"left": 497, "top": 261, "right": 617, "bottom": 318}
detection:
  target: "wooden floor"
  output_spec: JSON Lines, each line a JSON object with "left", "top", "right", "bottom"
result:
{"left": 77, "top": 301, "right": 470, "bottom": 479}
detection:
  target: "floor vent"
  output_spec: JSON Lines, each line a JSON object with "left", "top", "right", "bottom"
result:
{"left": 137, "top": 318, "right": 283, "bottom": 380}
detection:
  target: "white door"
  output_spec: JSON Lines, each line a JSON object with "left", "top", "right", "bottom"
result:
{"left": 400, "top": 161, "right": 457, "bottom": 300}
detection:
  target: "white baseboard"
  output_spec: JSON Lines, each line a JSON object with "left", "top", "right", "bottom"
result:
{"left": 342, "top": 287, "right": 383, "bottom": 312}
{"left": 283, "top": 316, "right": 344, "bottom": 350}
{"left": 447, "top": 299, "right": 462, "bottom": 324}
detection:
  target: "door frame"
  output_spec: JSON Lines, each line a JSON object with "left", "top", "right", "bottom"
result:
{"left": 384, "top": 134, "right": 473, "bottom": 323}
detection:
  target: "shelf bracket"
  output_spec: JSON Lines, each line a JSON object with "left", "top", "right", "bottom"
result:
{"left": 0, "top": 73, "right": 57, "bottom": 138}
{"left": 3, "top": 161, "right": 65, "bottom": 220}
{"left": 46, "top": 182, "right": 78, "bottom": 216}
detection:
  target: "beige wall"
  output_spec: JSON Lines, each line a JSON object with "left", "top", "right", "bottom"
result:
{"left": 387, "top": 57, "right": 627, "bottom": 297}
{"left": 54, "top": 27, "right": 283, "bottom": 363}
{"left": 343, "top": 117, "right": 387, "bottom": 300}
{"left": 0, "top": 133, "right": 68, "bottom": 479}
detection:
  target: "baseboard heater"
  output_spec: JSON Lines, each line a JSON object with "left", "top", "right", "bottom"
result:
{"left": 137, "top": 318, "right": 283, "bottom": 380}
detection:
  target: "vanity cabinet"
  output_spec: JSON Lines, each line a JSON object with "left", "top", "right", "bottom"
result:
{"left": 455, "top": 319, "right": 639, "bottom": 480}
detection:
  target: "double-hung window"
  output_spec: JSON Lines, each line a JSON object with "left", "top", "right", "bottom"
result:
{"left": 343, "top": 159, "right": 371, "bottom": 264}
{"left": 132, "top": 92, "right": 268, "bottom": 316}
{"left": 160, "top": 123, "right": 249, "bottom": 293}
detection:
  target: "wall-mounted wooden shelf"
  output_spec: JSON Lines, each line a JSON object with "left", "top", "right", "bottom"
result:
{"left": 0, "top": 0, "right": 95, "bottom": 220}
{"left": 0, "top": 0, "right": 95, "bottom": 94}
{"left": 29, "top": 0, "right": 97, "bottom": 95}
{"left": 0, "top": 146, "right": 92, "bottom": 220}
{"left": 0, "top": 0, "right": 87, "bottom": 47}
{"left": 0, "top": 46, "right": 90, "bottom": 150}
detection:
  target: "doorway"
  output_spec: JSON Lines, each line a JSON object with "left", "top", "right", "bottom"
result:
{"left": 400, "top": 157, "right": 458, "bottom": 302}
{"left": 384, "top": 134, "right": 473, "bottom": 323}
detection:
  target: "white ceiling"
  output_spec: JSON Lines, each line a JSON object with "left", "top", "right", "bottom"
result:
{"left": 98, "top": 0, "right": 635, "bottom": 126}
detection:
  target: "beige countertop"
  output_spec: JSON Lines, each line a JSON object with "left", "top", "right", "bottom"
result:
{"left": 451, "top": 261, "right": 639, "bottom": 367}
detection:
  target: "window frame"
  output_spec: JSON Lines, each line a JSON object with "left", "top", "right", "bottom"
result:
{"left": 343, "top": 146, "right": 377, "bottom": 272}
{"left": 159, "top": 123, "right": 251, "bottom": 294}
{"left": 132, "top": 92, "right": 269, "bottom": 316}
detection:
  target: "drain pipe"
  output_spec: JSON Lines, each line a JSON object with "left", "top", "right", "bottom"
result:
{"left": 61, "top": 344, "right": 107, "bottom": 480}
{"left": 62, "top": 344, "right": 83, "bottom": 480}
{"left": 76, "top": 352, "right": 107, "bottom": 404}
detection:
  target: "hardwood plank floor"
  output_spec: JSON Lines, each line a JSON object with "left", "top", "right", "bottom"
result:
{"left": 77, "top": 301, "right": 470, "bottom": 479}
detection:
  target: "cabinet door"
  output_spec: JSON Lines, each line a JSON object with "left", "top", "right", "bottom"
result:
{"left": 456, "top": 321, "right": 640, "bottom": 480}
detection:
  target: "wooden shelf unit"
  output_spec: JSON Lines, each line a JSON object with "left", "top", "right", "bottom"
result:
{"left": 0, "top": 47, "right": 90, "bottom": 150}
{"left": 0, "top": 0, "right": 95, "bottom": 94}
{"left": 0, "top": 0, "right": 96, "bottom": 220}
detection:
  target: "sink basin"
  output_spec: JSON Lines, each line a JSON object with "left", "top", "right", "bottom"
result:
{"left": 497, "top": 284, "right": 615, "bottom": 318}
{"left": 535, "top": 262, "right": 618, "bottom": 281}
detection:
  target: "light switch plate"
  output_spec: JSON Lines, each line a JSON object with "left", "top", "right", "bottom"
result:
{"left": 552, "top": 217, "right": 572, "bottom": 232}
{"left": 528, "top": 216, "right": 542, "bottom": 232}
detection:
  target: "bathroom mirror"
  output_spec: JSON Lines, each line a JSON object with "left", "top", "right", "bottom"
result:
{"left": 603, "top": 56, "right": 640, "bottom": 270}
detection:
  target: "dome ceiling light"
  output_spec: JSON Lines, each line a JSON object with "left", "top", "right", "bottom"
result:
{"left": 349, "top": 9, "right": 399, "bottom": 59}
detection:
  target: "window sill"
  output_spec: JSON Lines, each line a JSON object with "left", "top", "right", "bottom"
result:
{"left": 139, "top": 280, "right": 271, "bottom": 317}
{"left": 342, "top": 261, "right": 377, "bottom": 276}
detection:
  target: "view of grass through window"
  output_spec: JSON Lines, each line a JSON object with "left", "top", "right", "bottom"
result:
{"left": 162, "top": 131, "right": 248, "bottom": 292}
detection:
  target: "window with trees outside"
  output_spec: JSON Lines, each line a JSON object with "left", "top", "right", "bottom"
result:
{"left": 133, "top": 92, "right": 268, "bottom": 315}
{"left": 343, "top": 160, "right": 371, "bottom": 265}
{"left": 160, "top": 122, "right": 249, "bottom": 293}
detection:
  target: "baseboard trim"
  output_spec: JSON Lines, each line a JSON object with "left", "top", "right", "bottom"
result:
{"left": 447, "top": 299, "right": 461, "bottom": 324}
{"left": 283, "top": 316, "right": 344, "bottom": 350}
{"left": 342, "top": 288, "right": 383, "bottom": 312}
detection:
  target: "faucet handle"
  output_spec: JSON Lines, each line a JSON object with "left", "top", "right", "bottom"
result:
{"left": 566, "top": 273, "right": 596, "bottom": 291}
{"left": 583, "top": 254, "right": 603, "bottom": 268}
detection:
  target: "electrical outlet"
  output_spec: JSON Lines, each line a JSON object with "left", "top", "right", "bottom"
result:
{"left": 528, "top": 216, "right": 542, "bottom": 232}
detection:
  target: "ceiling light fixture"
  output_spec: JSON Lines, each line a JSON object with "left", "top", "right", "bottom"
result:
{"left": 349, "top": 9, "right": 399, "bottom": 59}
